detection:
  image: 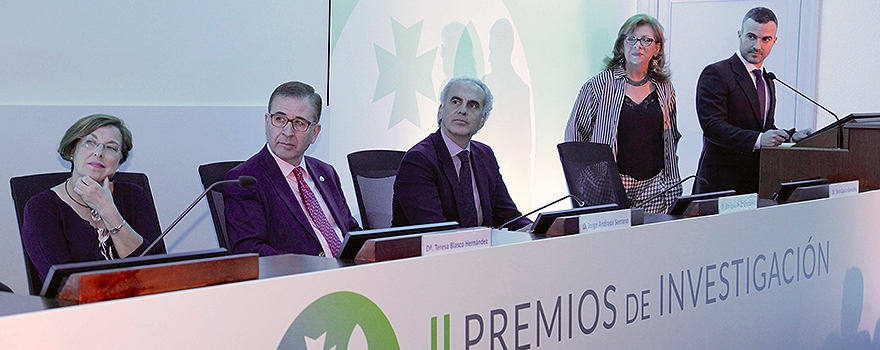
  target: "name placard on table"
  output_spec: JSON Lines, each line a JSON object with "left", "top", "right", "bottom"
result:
{"left": 579, "top": 208, "right": 632, "bottom": 234}
{"left": 829, "top": 180, "right": 859, "bottom": 198}
{"left": 422, "top": 227, "right": 492, "bottom": 256}
{"left": 718, "top": 193, "right": 758, "bottom": 214}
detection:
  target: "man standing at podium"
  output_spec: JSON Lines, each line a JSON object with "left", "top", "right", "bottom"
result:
{"left": 693, "top": 7, "right": 810, "bottom": 195}
{"left": 224, "top": 81, "right": 361, "bottom": 257}
{"left": 392, "top": 77, "right": 532, "bottom": 230}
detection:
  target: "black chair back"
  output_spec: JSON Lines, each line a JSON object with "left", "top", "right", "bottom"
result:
{"left": 198, "top": 161, "right": 243, "bottom": 251}
{"left": 557, "top": 142, "right": 630, "bottom": 208}
{"left": 10, "top": 171, "right": 162, "bottom": 295}
{"left": 346, "top": 150, "right": 406, "bottom": 230}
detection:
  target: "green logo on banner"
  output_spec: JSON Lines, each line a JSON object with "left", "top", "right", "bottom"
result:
{"left": 373, "top": 18, "right": 437, "bottom": 129}
{"left": 277, "top": 291, "right": 400, "bottom": 350}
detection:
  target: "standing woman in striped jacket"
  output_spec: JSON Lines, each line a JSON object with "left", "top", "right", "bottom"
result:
{"left": 564, "top": 14, "right": 682, "bottom": 214}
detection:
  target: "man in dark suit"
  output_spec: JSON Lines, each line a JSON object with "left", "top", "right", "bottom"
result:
{"left": 224, "top": 81, "right": 360, "bottom": 257}
{"left": 392, "top": 77, "right": 531, "bottom": 230}
{"left": 694, "top": 7, "right": 810, "bottom": 195}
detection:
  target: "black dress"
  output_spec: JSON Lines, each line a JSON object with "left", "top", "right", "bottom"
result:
{"left": 617, "top": 90, "right": 664, "bottom": 181}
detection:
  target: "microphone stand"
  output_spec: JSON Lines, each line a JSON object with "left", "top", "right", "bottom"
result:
{"left": 140, "top": 177, "right": 254, "bottom": 257}
{"left": 768, "top": 72, "right": 842, "bottom": 148}
{"left": 500, "top": 194, "right": 585, "bottom": 229}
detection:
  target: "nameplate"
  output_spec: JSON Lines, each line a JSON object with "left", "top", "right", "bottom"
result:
{"left": 422, "top": 227, "right": 492, "bottom": 256}
{"left": 829, "top": 180, "right": 859, "bottom": 198}
{"left": 578, "top": 209, "right": 632, "bottom": 234}
{"left": 718, "top": 193, "right": 757, "bottom": 214}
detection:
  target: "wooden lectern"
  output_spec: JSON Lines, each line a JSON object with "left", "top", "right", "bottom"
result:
{"left": 759, "top": 114, "right": 880, "bottom": 198}
{"left": 44, "top": 252, "right": 259, "bottom": 303}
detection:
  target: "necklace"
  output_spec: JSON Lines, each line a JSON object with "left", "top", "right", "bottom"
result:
{"left": 65, "top": 178, "right": 101, "bottom": 221}
{"left": 625, "top": 74, "right": 650, "bottom": 86}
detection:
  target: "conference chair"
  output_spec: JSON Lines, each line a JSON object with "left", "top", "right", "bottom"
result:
{"left": 10, "top": 171, "right": 164, "bottom": 295}
{"left": 346, "top": 150, "right": 406, "bottom": 230}
{"left": 198, "top": 161, "right": 243, "bottom": 251}
{"left": 557, "top": 142, "right": 630, "bottom": 208}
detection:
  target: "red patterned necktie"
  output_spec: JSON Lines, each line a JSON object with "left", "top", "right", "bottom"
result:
{"left": 293, "top": 167, "right": 341, "bottom": 257}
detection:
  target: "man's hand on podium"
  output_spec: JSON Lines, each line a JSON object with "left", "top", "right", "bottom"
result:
{"left": 791, "top": 128, "right": 813, "bottom": 142}
{"left": 761, "top": 130, "right": 789, "bottom": 147}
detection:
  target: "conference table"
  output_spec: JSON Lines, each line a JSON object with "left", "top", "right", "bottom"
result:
{"left": 1, "top": 190, "right": 878, "bottom": 349}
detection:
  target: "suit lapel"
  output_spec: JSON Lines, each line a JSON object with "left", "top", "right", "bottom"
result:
{"left": 469, "top": 144, "right": 492, "bottom": 226}
{"left": 431, "top": 131, "right": 468, "bottom": 221}
{"left": 257, "top": 148, "right": 318, "bottom": 241}
{"left": 729, "top": 55, "right": 764, "bottom": 128}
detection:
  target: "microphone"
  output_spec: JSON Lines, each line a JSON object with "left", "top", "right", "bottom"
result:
{"left": 139, "top": 176, "right": 257, "bottom": 257}
{"left": 766, "top": 72, "right": 838, "bottom": 121}
{"left": 500, "top": 194, "right": 585, "bottom": 229}
{"left": 766, "top": 72, "right": 842, "bottom": 148}
{"left": 632, "top": 174, "right": 706, "bottom": 209}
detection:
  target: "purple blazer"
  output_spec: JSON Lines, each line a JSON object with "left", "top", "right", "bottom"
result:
{"left": 694, "top": 54, "right": 777, "bottom": 195}
{"left": 223, "top": 146, "right": 361, "bottom": 256}
{"left": 392, "top": 130, "right": 531, "bottom": 230}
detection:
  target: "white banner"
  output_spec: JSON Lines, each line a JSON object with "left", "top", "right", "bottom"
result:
{"left": 1, "top": 191, "right": 879, "bottom": 349}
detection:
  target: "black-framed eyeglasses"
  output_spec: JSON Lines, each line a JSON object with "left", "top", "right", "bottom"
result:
{"left": 269, "top": 113, "right": 316, "bottom": 132}
{"left": 625, "top": 35, "right": 657, "bottom": 47}
{"left": 78, "top": 138, "right": 121, "bottom": 155}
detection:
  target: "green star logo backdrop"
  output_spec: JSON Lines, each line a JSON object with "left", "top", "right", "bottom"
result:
{"left": 373, "top": 18, "right": 437, "bottom": 128}
{"left": 277, "top": 291, "right": 399, "bottom": 350}
{"left": 327, "top": 0, "right": 613, "bottom": 213}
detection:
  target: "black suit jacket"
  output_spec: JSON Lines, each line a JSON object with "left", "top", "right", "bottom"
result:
{"left": 224, "top": 146, "right": 361, "bottom": 256}
{"left": 694, "top": 53, "right": 776, "bottom": 195}
{"left": 391, "top": 130, "right": 531, "bottom": 230}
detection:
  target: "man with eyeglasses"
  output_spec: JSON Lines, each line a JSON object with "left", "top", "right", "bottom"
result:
{"left": 224, "top": 81, "right": 360, "bottom": 257}
{"left": 694, "top": 7, "right": 810, "bottom": 195}
{"left": 391, "top": 77, "right": 532, "bottom": 230}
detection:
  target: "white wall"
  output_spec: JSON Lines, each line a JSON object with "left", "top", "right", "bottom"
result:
{"left": 817, "top": 0, "right": 880, "bottom": 124}
{"left": 0, "top": 1, "right": 329, "bottom": 294}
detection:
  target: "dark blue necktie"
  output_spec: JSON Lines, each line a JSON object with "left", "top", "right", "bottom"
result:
{"left": 753, "top": 69, "right": 766, "bottom": 126}
{"left": 457, "top": 150, "right": 477, "bottom": 227}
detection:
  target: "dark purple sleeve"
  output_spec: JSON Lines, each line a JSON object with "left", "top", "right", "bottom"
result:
{"left": 490, "top": 179, "right": 532, "bottom": 230}
{"left": 120, "top": 183, "right": 165, "bottom": 257}
{"left": 223, "top": 168, "right": 287, "bottom": 256}
{"left": 392, "top": 150, "right": 449, "bottom": 226}
{"left": 21, "top": 192, "right": 72, "bottom": 282}
{"left": 482, "top": 149, "right": 532, "bottom": 230}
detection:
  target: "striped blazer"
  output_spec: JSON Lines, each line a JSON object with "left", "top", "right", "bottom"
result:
{"left": 564, "top": 67, "right": 682, "bottom": 188}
